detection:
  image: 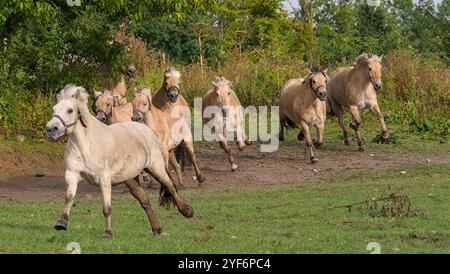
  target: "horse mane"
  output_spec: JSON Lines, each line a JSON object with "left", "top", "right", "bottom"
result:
{"left": 57, "top": 84, "right": 89, "bottom": 104}
{"left": 355, "top": 53, "right": 381, "bottom": 67}
{"left": 305, "top": 67, "right": 327, "bottom": 80}
{"left": 135, "top": 87, "right": 152, "bottom": 97}
{"left": 212, "top": 76, "right": 231, "bottom": 87}
{"left": 164, "top": 67, "right": 181, "bottom": 79}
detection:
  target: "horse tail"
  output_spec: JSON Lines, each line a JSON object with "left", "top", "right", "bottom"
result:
{"left": 326, "top": 99, "right": 336, "bottom": 117}
{"left": 284, "top": 118, "right": 297, "bottom": 129}
{"left": 175, "top": 141, "right": 191, "bottom": 171}
{"left": 159, "top": 166, "right": 178, "bottom": 208}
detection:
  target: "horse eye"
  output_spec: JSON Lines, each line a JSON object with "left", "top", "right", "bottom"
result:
{"left": 369, "top": 68, "right": 372, "bottom": 71}
{"left": 68, "top": 109, "right": 73, "bottom": 114}
{"left": 313, "top": 80, "right": 316, "bottom": 84}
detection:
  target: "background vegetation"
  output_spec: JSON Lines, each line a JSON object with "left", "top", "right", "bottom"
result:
{"left": 0, "top": 0, "right": 448, "bottom": 138}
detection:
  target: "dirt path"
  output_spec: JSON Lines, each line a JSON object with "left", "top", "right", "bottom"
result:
{"left": 1, "top": 144, "right": 449, "bottom": 201}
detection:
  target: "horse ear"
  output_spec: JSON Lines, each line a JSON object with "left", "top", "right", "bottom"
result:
{"left": 94, "top": 91, "right": 102, "bottom": 99}
{"left": 323, "top": 68, "right": 328, "bottom": 74}
{"left": 305, "top": 68, "right": 312, "bottom": 74}
{"left": 212, "top": 81, "right": 218, "bottom": 87}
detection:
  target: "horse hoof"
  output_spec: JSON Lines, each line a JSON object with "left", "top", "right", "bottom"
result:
{"left": 102, "top": 230, "right": 113, "bottom": 239}
{"left": 314, "top": 140, "right": 322, "bottom": 148}
{"left": 54, "top": 219, "right": 68, "bottom": 231}
{"left": 152, "top": 227, "right": 162, "bottom": 236}
{"left": 382, "top": 131, "right": 389, "bottom": 140}
{"left": 344, "top": 140, "right": 350, "bottom": 146}
{"left": 231, "top": 164, "right": 239, "bottom": 171}
{"left": 245, "top": 140, "right": 252, "bottom": 146}
{"left": 279, "top": 136, "right": 285, "bottom": 142}
{"left": 310, "top": 158, "right": 319, "bottom": 164}
{"left": 197, "top": 173, "right": 206, "bottom": 184}
{"left": 180, "top": 204, "right": 194, "bottom": 218}
{"left": 358, "top": 147, "right": 365, "bottom": 152}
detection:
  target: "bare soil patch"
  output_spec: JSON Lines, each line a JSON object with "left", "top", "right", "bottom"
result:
{"left": 1, "top": 143, "right": 448, "bottom": 201}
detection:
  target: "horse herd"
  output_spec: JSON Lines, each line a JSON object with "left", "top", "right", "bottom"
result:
{"left": 45, "top": 53, "right": 388, "bottom": 237}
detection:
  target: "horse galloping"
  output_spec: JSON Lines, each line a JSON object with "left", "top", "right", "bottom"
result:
{"left": 279, "top": 68, "right": 329, "bottom": 164}
{"left": 45, "top": 84, "right": 194, "bottom": 238}
{"left": 132, "top": 87, "right": 205, "bottom": 186}
{"left": 327, "top": 53, "right": 388, "bottom": 151}
{"left": 202, "top": 76, "right": 251, "bottom": 171}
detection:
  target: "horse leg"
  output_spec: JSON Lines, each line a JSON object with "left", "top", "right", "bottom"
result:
{"left": 370, "top": 104, "right": 389, "bottom": 140}
{"left": 183, "top": 140, "right": 205, "bottom": 184}
{"left": 300, "top": 122, "right": 318, "bottom": 164}
{"left": 349, "top": 106, "right": 364, "bottom": 152}
{"left": 235, "top": 122, "right": 247, "bottom": 151}
{"left": 279, "top": 118, "right": 285, "bottom": 141}
{"left": 126, "top": 178, "right": 162, "bottom": 235}
{"left": 219, "top": 135, "right": 238, "bottom": 171}
{"left": 169, "top": 151, "right": 185, "bottom": 188}
{"left": 314, "top": 122, "right": 324, "bottom": 148}
{"left": 336, "top": 105, "right": 350, "bottom": 146}
{"left": 99, "top": 176, "right": 113, "bottom": 238}
{"left": 147, "top": 160, "right": 194, "bottom": 218}
{"left": 55, "top": 170, "right": 80, "bottom": 231}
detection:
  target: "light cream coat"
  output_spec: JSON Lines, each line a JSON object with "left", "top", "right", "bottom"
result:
{"left": 45, "top": 85, "right": 194, "bottom": 238}
{"left": 327, "top": 54, "right": 388, "bottom": 151}
{"left": 279, "top": 69, "right": 328, "bottom": 163}
{"left": 202, "top": 77, "right": 250, "bottom": 171}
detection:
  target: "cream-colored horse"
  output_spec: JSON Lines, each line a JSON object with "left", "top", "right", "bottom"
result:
{"left": 202, "top": 76, "right": 251, "bottom": 171}
{"left": 327, "top": 53, "right": 388, "bottom": 151}
{"left": 45, "top": 84, "right": 194, "bottom": 238}
{"left": 132, "top": 87, "right": 205, "bottom": 186}
{"left": 279, "top": 68, "right": 329, "bottom": 164}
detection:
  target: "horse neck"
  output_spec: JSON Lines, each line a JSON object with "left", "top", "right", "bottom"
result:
{"left": 351, "top": 67, "right": 371, "bottom": 90}
{"left": 301, "top": 81, "right": 319, "bottom": 106}
{"left": 69, "top": 102, "right": 101, "bottom": 145}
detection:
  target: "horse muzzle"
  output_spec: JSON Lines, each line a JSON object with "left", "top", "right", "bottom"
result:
{"left": 127, "top": 67, "right": 137, "bottom": 77}
{"left": 132, "top": 113, "right": 143, "bottom": 123}
{"left": 167, "top": 92, "right": 179, "bottom": 103}
{"left": 45, "top": 121, "right": 65, "bottom": 141}
{"left": 96, "top": 113, "right": 108, "bottom": 124}
{"left": 317, "top": 91, "right": 327, "bottom": 101}
{"left": 372, "top": 80, "right": 383, "bottom": 91}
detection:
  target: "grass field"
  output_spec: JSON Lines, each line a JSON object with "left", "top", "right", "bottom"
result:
{"left": 0, "top": 163, "right": 448, "bottom": 254}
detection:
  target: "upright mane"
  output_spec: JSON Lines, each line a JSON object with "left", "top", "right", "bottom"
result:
{"left": 212, "top": 76, "right": 231, "bottom": 87}
{"left": 355, "top": 53, "right": 381, "bottom": 67}
{"left": 165, "top": 67, "right": 181, "bottom": 79}
{"left": 135, "top": 87, "right": 152, "bottom": 97}
{"left": 57, "top": 84, "right": 89, "bottom": 104}
{"left": 305, "top": 67, "right": 327, "bottom": 80}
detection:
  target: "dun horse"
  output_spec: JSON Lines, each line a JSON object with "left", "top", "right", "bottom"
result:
{"left": 132, "top": 87, "right": 205, "bottom": 186}
{"left": 93, "top": 64, "right": 136, "bottom": 124}
{"left": 279, "top": 68, "right": 329, "bottom": 164}
{"left": 202, "top": 76, "right": 251, "bottom": 171}
{"left": 152, "top": 67, "right": 198, "bottom": 171}
{"left": 45, "top": 84, "right": 194, "bottom": 238}
{"left": 327, "top": 53, "right": 388, "bottom": 151}
{"left": 93, "top": 90, "right": 133, "bottom": 124}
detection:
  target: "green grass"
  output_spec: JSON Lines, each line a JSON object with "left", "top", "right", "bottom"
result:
{"left": 0, "top": 164, "right": 448, "bottom": 254}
